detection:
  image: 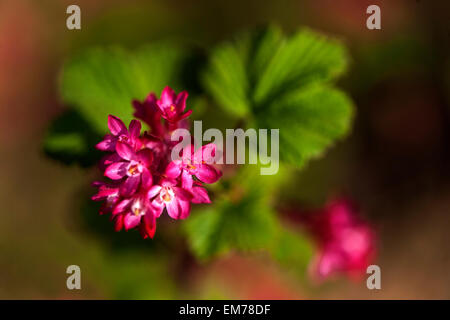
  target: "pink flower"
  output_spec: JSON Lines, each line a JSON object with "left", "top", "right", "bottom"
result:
{"left": 166, "top": 143, "right": 221, "bottom": 189}
{"left": 147, "top": 178, "right": 193, "bottom": 220}
{"left": 297, "top": 198, "right": 376, "bottom": 280}
{"left": 132, "top": 93, "right": 164, "bottom": 137}
{"left": 96, "top": 116, "right": 142, "bottom": 152}
{"left": 112, "top": 192, "right": 157, "bottom": 239}
{"left": 140, "top": 132, "right": 169, "bottom": 169}
{"left": 190, "top": 181, "right": 211, "bottom": 204}
{"left": 156, "top": 86, "right": 192, "bottom": 123}
{"left": 91, "top": 181, "right": 120, "bottom": 215}
{"left": 104, "top": 141, "right": 153, "bottom": 196}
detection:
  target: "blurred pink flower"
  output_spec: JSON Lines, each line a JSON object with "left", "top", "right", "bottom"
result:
{"left": 299, "top": 198, "right": 376, "bottom": 280}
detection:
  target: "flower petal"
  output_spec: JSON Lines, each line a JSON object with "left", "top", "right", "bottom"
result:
{"left": 175, "top": 91, "right": 188, "bottom": 112}
{"left": 114, "top": 214, "right": 124, "bottom": 231}
{"left": 194, "top": 143, "right": 216, "bottom": 164}
{"left": 195, "top": 164, "right": 220, "bottom": 184}
{"left": 136, "top": 149, "right": 153, "bottom": 167}
{"left": 181, "top": 170, "right": 193, "bottom": 190}
{"left": 160, "top": 178, "right": 177, "bottom": 187}
{"left": 165, "top": 160, "right": 182, "bottom": 179}
{"left": 166, "top": 198, "right": 181, "bottom": 219}
{"left": 159, "top": 86, "right": 176, "bottom": 108}
{"left": 116, "top": 142, "right": 135, "bottom": 161}
{"left": 139, "top": 213, "right": 156, "bottom": 239}
{"left": 178, "top": 199, "right": 191, "bottom": 219}
{"left": 173, "top": 187, "right": 193, "bottom": 201}
{"left": 181, "top": 144, "right": 195, "bottom": 164}
{"left": 191, "top": 186, "right": 211, "bottom": 204}
{"left": 179, "top": 109, "right": 192, "bottom": 121}
{"left": 202, "top": 143, "right": 217, "bottom": 163}
{"left": 169, "top": 198, "right": 191, "bottom": 219}
{"left": 120, "top": 175, "right": 140, "bottom": 197}
{"left": 151, "top": 198, "right": 164, "bottom": 218}
{"left": 141, "top": 168, "right": 153, "bottom": 189}
{"left": 99, "top": 153, "right": 122, "bottom": 171}
{"left": 96, "top": 134, "right": 116, "bottom": 152}
{"left": 105, "top": 162, "right": 127, "bottom": 180}
{"left": 92, "top": 185, "right": 118, "bottom": 201}
{"left": 145, "top": 92, "right": 158, "bottom": 105}
{"left": 147, "top": 185, "right": 162, "bottom": 199}
{"left": 113, "top": 199, "right": 132, "bottom": 215}
{"left": 124, "top": 213, "right": 141, "bottom": 230}
{"left": 128, "top": 119, "right": 141, "bottom": 141}
{"left": 108, "top": 115, "right": 127, "bottom": 136}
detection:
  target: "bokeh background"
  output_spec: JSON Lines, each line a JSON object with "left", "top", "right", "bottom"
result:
{"left": 1, "top": 0, "right": 450, "bottom": 299}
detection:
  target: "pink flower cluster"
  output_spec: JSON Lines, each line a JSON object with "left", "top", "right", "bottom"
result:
{"left": 307, "top": 198, "right": 376, "bottom": 280}
{"left": 92, "top": 87, "right": 221, "bottom": 239}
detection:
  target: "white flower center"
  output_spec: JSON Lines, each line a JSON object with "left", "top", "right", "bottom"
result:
{"left": 131, "top": 199, "right": 144, "bottom": 216}
{"left": 160, "top": 187, "right": 174, "bottom": 203}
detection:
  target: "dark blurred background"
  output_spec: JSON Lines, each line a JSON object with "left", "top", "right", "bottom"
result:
{"left": 1, "top": 0, "right": 449, "bottom": 299}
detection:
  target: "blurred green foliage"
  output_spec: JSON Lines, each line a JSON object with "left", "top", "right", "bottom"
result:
{"left": 185, "top": 164, "right": 314, "bottom": 271}
{"left": 43, "top": 109, "right": 102, "bottom": 167}
{"left": 44, "top": 24, "right": 354, "bottom": 283}
{"left": 184, "top": 165, "right": 280, "bottom": 260}
{"left": 60, "top": 43, "right": 197, "bottom": 133}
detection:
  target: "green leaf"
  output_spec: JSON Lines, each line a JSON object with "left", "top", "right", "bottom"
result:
{"left": 184, "top": 164, "right": 313, "bottom": 262}
{"left": 253, "top": 28, "right": 349, "bottom": 106}
{"left": 184, "top": 165, "right": 279, "bottom": 260}
{"left": 184, "top": 193, "right": 278, "bottom": 261}
{"left": 185, "top": 187, "right": 315, "bottom": 269}
{"left": 258, "top": 84, "right": 354, "bottom": 167}
{"left": 202, "top": 25, "right": 353, "bottom": 168}
{"left": 60, "top": 43, "right": 193, "bottom": 133}
{"left": 201, "top": 42, "right": 251, "bottom": 117}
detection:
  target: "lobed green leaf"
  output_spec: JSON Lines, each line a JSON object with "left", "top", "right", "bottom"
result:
{"left": 202, "top": 25, "right": 353, "bottom": 168}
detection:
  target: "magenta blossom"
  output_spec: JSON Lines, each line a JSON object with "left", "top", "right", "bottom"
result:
{"left": 156, "top": 86, "right": 192, "bottom": 123}
{"left": 104, "top": 142, "right": 153, "bottom": 197}
{"left": 190, "top": 181, "right": 211, "bottom": 204}
{"left": 96, "top": 116, "right": 142, "bottom": 152}
{"left": 132, "top": 93, "right": 164, "bottom": 137}
{"left": 92, "top": 86, "right": 222, "bottom": 239}
{"left": 166, "top": 143, "right": 221, "bottom": 189}
{"left": 91, "top": 181, "right": 120, "bottom": 215}
{"left": 112, "top": 191, "right": 157, "bottom": 239}
{"left": 147, "top": 178, "right": 192, "bottom": 220}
